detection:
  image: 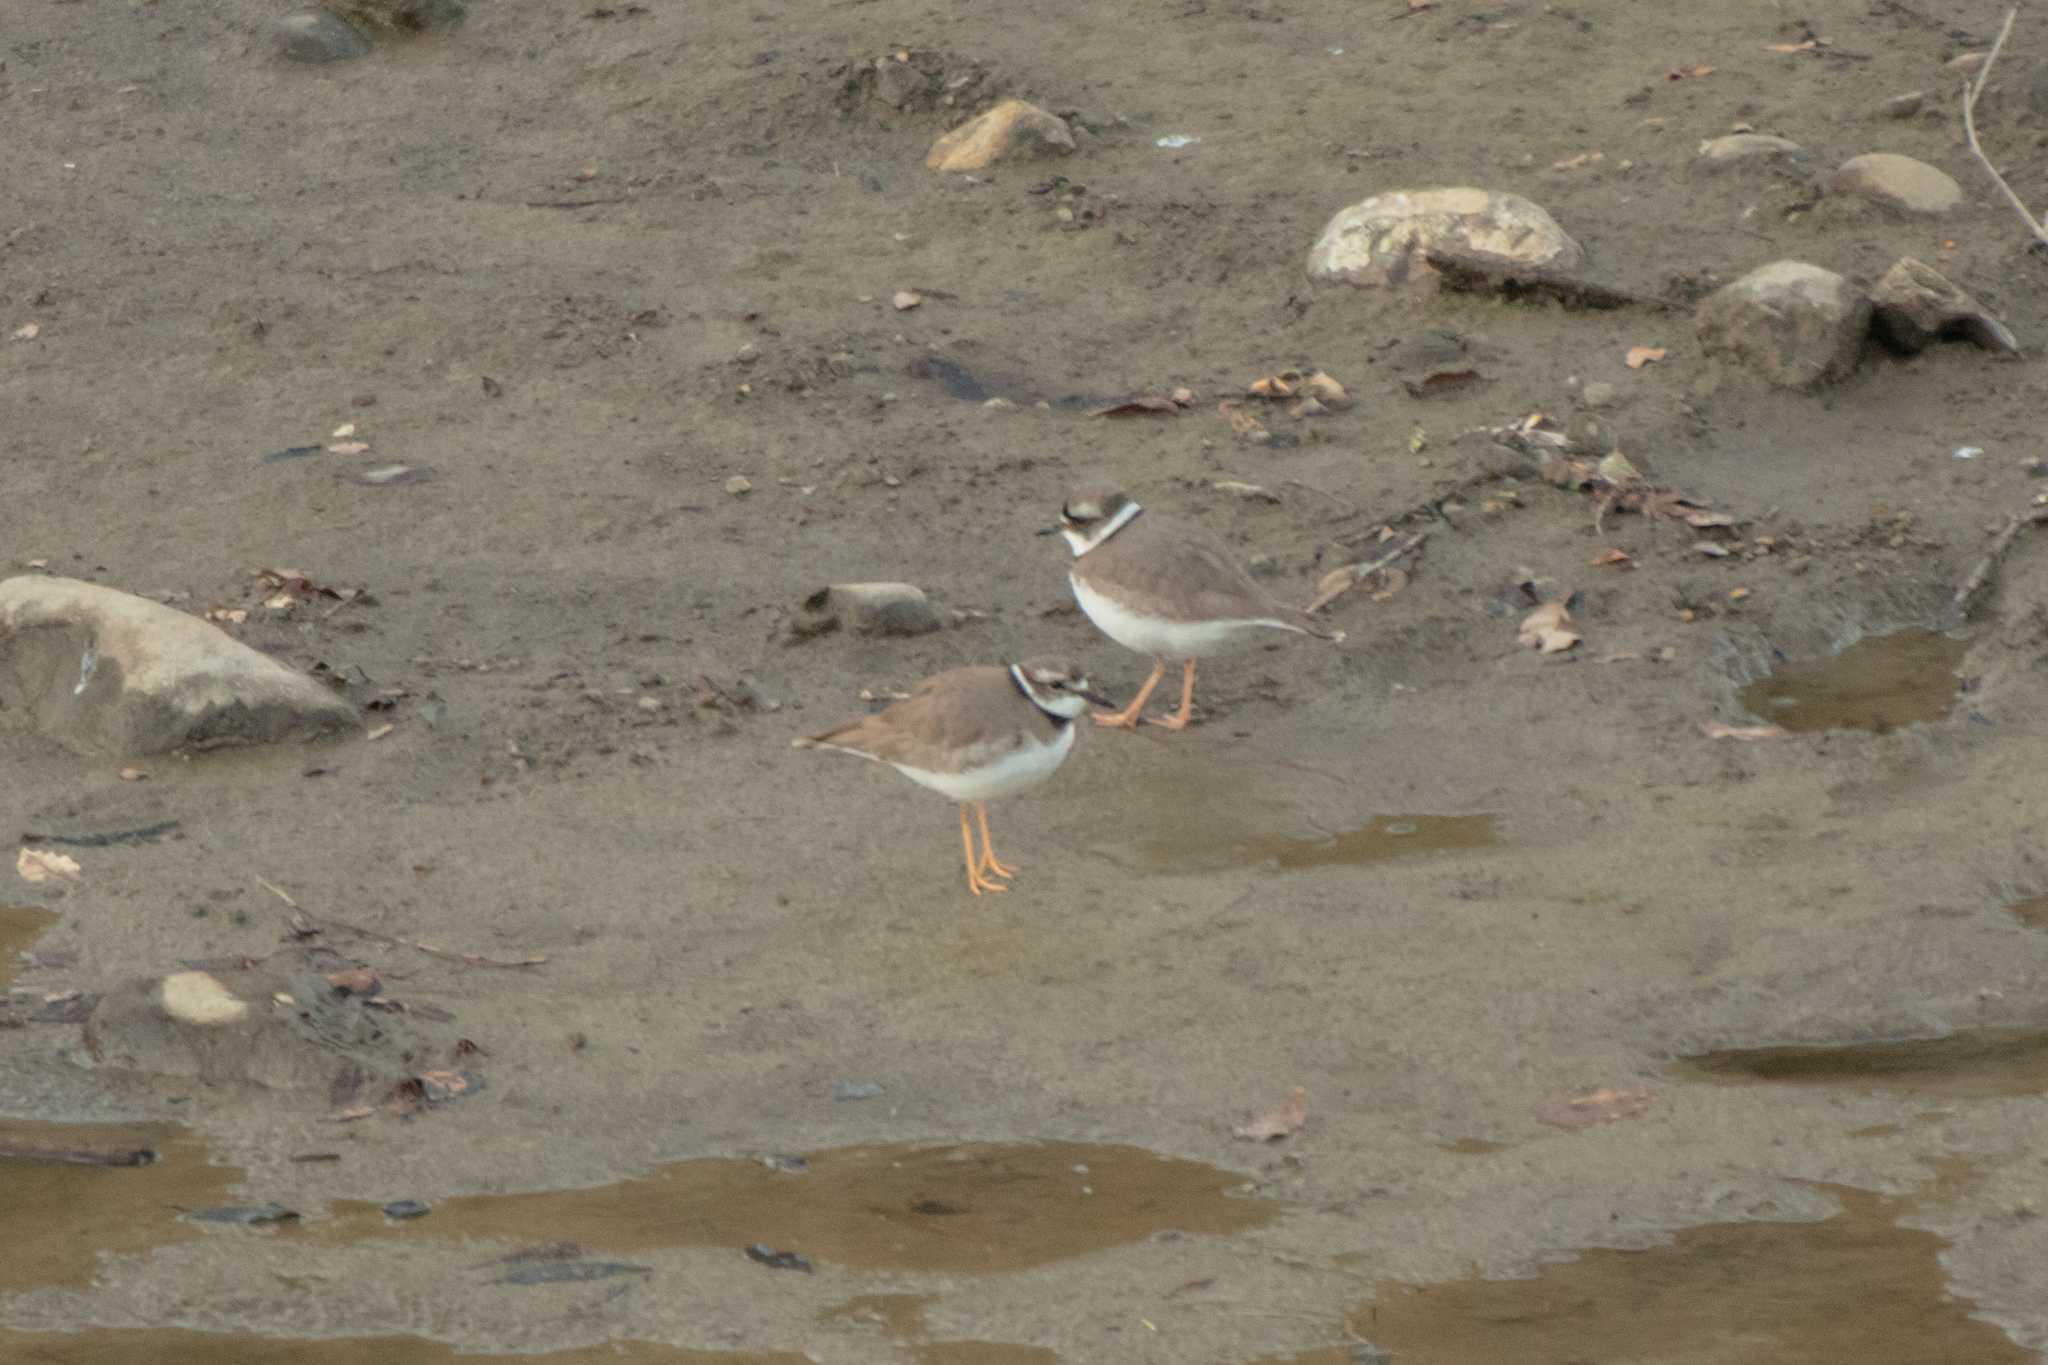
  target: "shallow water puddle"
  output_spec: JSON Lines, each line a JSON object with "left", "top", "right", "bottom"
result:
{"left": 311, "top": 1140, "right": 1274, "bottom": 1272}
{"left": 1739, "top": 628, "right": 1967, "bottom": 733}
{"left": 2006, "top": 893, "right": 2048, "bottom": 929}
{"left": 0, "top": 1119, "right": 234, "bottom": 1291}
{"left": 1, "top": 903, "right": 59, "bottom": 989}
{"left": 1675, "top": 1028, "right": 2048, "bottom": 1099}
{"left": 1255, "top": 1175, "right": 2021, "bottom": 1364}
{"left": 1108, "top": 814, "right": 1497, "bottom": 876}
{"left": 0, "top": 1330, "right": 806, "bottom": 1364}
{"left": 1339, "top": 1183, "right": 2026, "bottom": 1364}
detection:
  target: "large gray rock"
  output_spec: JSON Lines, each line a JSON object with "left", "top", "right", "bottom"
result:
{"left": 1830, "top": 153, "right": 1962, "bottom": 216}
{"left": 0, "top": 575, "right": 358, "bottom": 755}
{"left": 1307, "top": 188, "right": 1582, "bottom": 290}
{"left": 1695, "top": 261, "right": 1871, "bottom": 389}
{"left": 1870, "top": 256, "right": 2019, "bottom": 354}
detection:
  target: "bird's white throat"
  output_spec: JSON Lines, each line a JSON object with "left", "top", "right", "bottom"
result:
{"left": 1061, "top": 499, "right": 1143, "bottom": 557}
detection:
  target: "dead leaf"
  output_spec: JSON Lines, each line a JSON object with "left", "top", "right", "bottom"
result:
{"left": 117, "top": 767, "right": 146, "bottom": 782}
{"left": 12, "top": 322, "right": 40, "bottom": 340}
{"left": 327, "top": 441, "right": 371, "bottom": 456}
{"left": 1681, "top": 509, "right": 1739, "bottom": 529}
{"left": 1170, "top": 386, "right": 1197, "bottom": 405}
{"left": 1219, "top": 402, "right": 1268, "bottom": 437}
{"left": 205, "top": 606, "right": 249, "bottom": 625}
{"left": 326, "top": 967, "right": 381, "bottom": 995}
{"left": 892, "top": 289, "right": 921, "bottom": 311}
{"left": 333, "top": 1106, "right": 375, "bottom": 1122}
{"left": 1699, "top": 721, "right": 1791, "bottom": 740}
{"left": 1304, "top": 370, "right": 1353, "bottom": 410}
{"left": 366, "top": 723, "right": 395, "bottom": 741}
{"left": 1212, "top": 480, "right": 1280, "bottom": 503}
{"left": 1591, "top": 548, "right": 1635, "bottom": 568}
{"left": 25, "top": 558, "right": 48, "bottom": 570}
{"left": 1247, "top": 372, "right": 1299, "bottom": 398}
{"left": 1232, "top": 1087, "right": 1308, "bottom": 1142}
{"left": 264, "top": 593, "right": 299, "bottom": 611}
{"left": 1764, "top": 39, "right": 1823, "bottom": 53}
{"left": 1625, "top": 345, "right": 1667, "bottom": 369}
{"left": 1666, "top": 64, "right": 1714, "bottom": 79}
{"left": 724, "top": 475, "right": 753, "bottom": 496}
{"left": 1536, "top": 1086, "right": 1654, "bottom": 1129}
{"left": 1402, "top": 369, "right": 1482, "bottom": 399}
{"left": 17, "top": 848, "right": 82, "bottom": 883}
{"left": 1518, "top": 600, "right": 1582, "bottom": 654}
{"left": 331, "top": 422, "right": 357, "bottom": 438}
{"left": 1090, "top": 396, "right": 1181, "bottom": 418}
{"left": 1596, "top": 451, "right": 1642, "bottom": 485}
{"left": 1370, "top": 566, "right": 1409, "bottom": 601}
{"left": 1551, "top": 151, "right": 1604, "bottom": 170}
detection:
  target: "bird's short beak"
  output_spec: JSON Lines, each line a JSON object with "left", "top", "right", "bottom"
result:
{"left": 1079, "top": 686, "right": 1114, "bottom": 708}
{"left": 1035, "top": 525, "right": 1062, "bottom": 537}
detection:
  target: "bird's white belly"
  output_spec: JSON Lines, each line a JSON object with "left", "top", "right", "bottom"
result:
{"left": 892, "top": 722, "right": 1075, "bottom": 802}
{"left": 1070, "top": 574, "right": 1281, "bottom": 658}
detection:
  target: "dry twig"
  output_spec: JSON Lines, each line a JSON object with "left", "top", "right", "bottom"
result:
{"left": 1953, "top": 505, "right": 2048, "bottom": 618}
{"left": 1961, "top": 8, "right": 2048, "bottom": 251}
{"left": 257, "top": 877, "right": 547, "bottom": 969}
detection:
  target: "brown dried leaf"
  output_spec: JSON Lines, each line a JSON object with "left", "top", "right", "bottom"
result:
{"left": 1764, "top": 39, "right": 1822, "bottom": 53}
{"left": 1591, "top": 548, "right": 1635, "bottom": 568}
{"left": 1246, "top": 372, "right": 1300, "bottom": 398}
{"left": 1219, "top": 402, "right": 1268, "bottom": 437}
{"left": 334, "top": 1106, "right": 375, "bottom": 1123}
{"left": 1402, "top": 369, "right": 1482, "bottom": 399}
{"left": 1682, "top": 509, "right": 1739, "bottom": 529}
{"left": 1666, "top": 64, "right": 1714, "bottom": 79}
{"left": 17, "top": 848, "right": 82, "bottom": 882}
{"left": 1090, "top": 396, "right": 1181, "bottom": 418}
{"left": 1232, "top": 1087, "right": 1308, "bottom": 1142}
{"left": 1518, "top": 600, "right": 1581, "bottom": 654}
{"left": 1699, "top": 721, "right": 1792, "bottom": 740}
{"left": 1304, "top": 370, "right": 1353, "bottom": 410}
{"left": 117, "top": 767, "right": 147, "bottom": 782}
{"left": 1536, "top": 1086, "right": 1654, "bottom": 1129}
{"left": 325, "top": 967, "right": 381, "bottom": 996}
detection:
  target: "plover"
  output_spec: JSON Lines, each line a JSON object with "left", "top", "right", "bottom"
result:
{"left": 793, "top": 657, "right": 1108, "bottom": 896}
{"left": 1046, "top": 482, "right": 1343, "bottom": 730}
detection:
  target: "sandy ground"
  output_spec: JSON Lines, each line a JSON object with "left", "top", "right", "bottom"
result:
{"left": 8, "top": 0, "right": 2048, "bottom": 1360}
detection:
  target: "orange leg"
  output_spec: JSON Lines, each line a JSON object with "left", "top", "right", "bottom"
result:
{"left": 959, "top": 804, "right": 1007, "bottom": 896}
{"left": 974, "top": 801, "right": 1018, "bottom": 880}
{"left": 1093, "top": 657, "right": 1168, "bottom": 729}
{"left": 1147, "top": 658, "right": 1199, "bottom": 731}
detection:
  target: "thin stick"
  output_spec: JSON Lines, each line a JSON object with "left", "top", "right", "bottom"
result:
{"left": 257, "top": 877, "right": 547, "bottom": 969}
{"left": 1961, "top": 8, "right": 2048, "bottom": 250}
{"left": 1953, "top": 506, "right": 2048, "bottom": 617}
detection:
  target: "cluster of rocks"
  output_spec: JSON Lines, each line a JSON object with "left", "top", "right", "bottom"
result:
{"left": 1301, "top": 176, "right": 2013, "bottom": 390}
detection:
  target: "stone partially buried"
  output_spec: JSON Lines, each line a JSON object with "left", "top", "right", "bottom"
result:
{"left": 0, "top": 575, "right": 358, "bottom": 756}
{"left": 925, "top": 99, "right": 1075, "bottom": 172}
{"left": 1695, "top": 260, "right": 1871, "bottom": 389}
{"left": 1830, "top": 153, "right": 1963, "bottom": 216}
{"left": 1307, "top": 187, "right": 1582, "bottom": 290}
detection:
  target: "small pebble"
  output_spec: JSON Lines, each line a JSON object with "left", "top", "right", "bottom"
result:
{"left": 1883, "top": 91, "right": 1925, "bottom": 119}
{"left": 382, "top": 1199, "right": 431, "bottom": 1220}
{"left": 274, "top": 6, "right": 371, "bottom": 62}
{"left": 892, "top": 290, "right": 922, "bottom": 311}
{"left": 725, "top": 475, "right": 753, "bottom": 496}
{"left": 832, "top": 1080, "right": 884, "bottom": 1101}
{"left": 734, "top": 342, "right": 760, "bottom": 364}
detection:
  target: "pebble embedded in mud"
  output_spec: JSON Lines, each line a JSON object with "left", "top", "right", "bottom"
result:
{"left": 273, "top": 7, "right": 371, "bottom": 62}
{"left": 1829, "top": 152, "right": 1963, "bottom": 216}
{"left": 1693, "top": 133, "right": 1805, "bottom": 172}
{"left": 925, "top": 99, "right": 1076, "bottom": 172}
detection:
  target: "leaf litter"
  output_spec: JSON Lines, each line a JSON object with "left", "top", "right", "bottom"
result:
{"left": 1232, "top": 1086, "right": 1308, "bottom": 1142}
{"left": 1535, "top": 1085, "right": 1654, "bottom": 1129}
